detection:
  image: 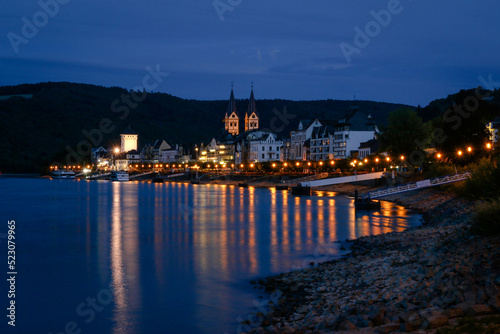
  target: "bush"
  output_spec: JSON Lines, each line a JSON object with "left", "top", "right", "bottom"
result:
{"left": 426, "top": 164, "right": 458, "bottom": 178}
{"left": 462, "top": 158, "right": 500, "bottom": 199}
{"left": 471, "top": 198, "right": 500, "bottom": 236}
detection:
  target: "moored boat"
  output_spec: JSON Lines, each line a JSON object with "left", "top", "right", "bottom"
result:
{"left": 291, "top": 185, "right": 310, "bottom": 195}
{"left": 152, "top": 172, "right": 164, "bottom": 183}
{"left": 110, "top": 171, "right": 129, "bottom": 182}
{"left": 51, "top": 170, "right": 76, "bottom": 179}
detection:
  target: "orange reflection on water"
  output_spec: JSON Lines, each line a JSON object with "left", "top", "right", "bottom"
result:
{"left": 294, "top": 196, "right": 302, "bottom": 251}
{"left": 110, "top": 182, "right": 142, "bottom": 334}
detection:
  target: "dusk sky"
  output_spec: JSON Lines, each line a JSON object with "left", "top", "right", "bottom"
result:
{"left": 2, "top": 0, "right": 500, "bottom": 106}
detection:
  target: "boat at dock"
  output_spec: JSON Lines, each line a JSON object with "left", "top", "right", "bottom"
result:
{"left": 51, "top": 170, "right": 76, "bottom": 179}
{"left": 110, "top": 171, "right": 129, "bottom": 182}
{"left": 152, "top": 172, "right": 164, "bottom": 183}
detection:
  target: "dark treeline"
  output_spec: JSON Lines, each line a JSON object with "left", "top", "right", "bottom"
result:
{"left": 8, "top": 83, "right": 500, "bottom": 173}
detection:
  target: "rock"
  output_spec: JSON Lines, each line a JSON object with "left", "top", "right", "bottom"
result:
{"left": 476, "top": 287, "right": 488, "bottom": 304}
{"left": 465, "top": 304, "right": 494, "bottom": 316}
{"left": 444, "top": 307, "right": 464, "bottom": 318}
{"left": 377, "top": 323, "right": 400, "bottom": 333}
{"left": 407, "top": 312, "right": 421, "bottom": 329}
{"left": 487, "top": 293, "right": 500, "bottom": 311}
{"left": 314, "top": 320, "right": 326, "bottom": 330}
{"left": 316, "top": 286, "right": 326, "bottom": 293}
{"left": 369, "top": 308, "right": 386, "bottom": 327}
{"left": 427, "top": 315, "right": 448, "bottom": 329}
{"left": 337, "top": 319, "right": 357, "bottom": 331}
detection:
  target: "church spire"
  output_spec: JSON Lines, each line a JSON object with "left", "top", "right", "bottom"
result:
{"left": 224, "top": 83, "right": 239, "bottom": 136}
{"left": 245, "top": 84, "right": 259, "bottom": 132}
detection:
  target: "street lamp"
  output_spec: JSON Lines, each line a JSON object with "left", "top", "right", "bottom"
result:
{"left": 486, "top": 143, "right": 492, "bottom": 150}
{"left": 467, "top": 147, "right": 472, "bottom": 153}
{"left": 458, "top": 150, "right": 463, "bottom": 156}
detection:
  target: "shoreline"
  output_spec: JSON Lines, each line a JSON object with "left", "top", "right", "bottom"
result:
{"left": 245, "top": 186, "right": 500, "bottom": 333}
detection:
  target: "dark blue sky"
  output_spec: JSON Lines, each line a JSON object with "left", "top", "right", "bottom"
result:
{"left": 2, "top": 0, "right": 500, "bottom": 106}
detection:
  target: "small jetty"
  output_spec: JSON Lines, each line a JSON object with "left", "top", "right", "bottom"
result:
{"left": 275, "top": 184, "right": 288, "bottom": 191}
{"left": 354, "top": 190, "right": 381, "bottom": 210}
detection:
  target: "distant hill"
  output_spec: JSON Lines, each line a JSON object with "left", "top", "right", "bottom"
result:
{"left": 0, "top": 82, "right": 414, "bottom": 173}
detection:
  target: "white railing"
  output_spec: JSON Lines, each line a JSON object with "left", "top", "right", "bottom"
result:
{"left": 301, "top": 172, "right": 384, "bottom": 187}
{"left": 283, "top": 172, "right": 329, "bottom": 184}
{"left": 368, "top": 172, "right": 471, "bottom": 199}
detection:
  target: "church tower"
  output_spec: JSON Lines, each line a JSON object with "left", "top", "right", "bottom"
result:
{"left": 223, "top": 84, "right": 239, "bottom": 136}
{"left": 120, "top": 126, "right": 138, "bottom": 152}
{"left": 244, "top": 84, "right": 259, "bottom": 132}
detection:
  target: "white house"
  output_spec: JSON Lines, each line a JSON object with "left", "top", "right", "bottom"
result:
{"left": 289, "top": 119, "right": 322, "bottom": 160}
{"left": 235, "top": 130, "right": 283, "bottom": 163}
{"left": 333, "top": 108, "right": 378, "bottom": 159}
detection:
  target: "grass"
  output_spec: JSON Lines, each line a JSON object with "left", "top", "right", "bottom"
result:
{"left": 471, "top": 198, "right": 500, "bottom": 236}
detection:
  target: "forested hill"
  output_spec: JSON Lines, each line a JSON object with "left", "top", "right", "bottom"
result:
{"left": 0, "top": 82, "right": 412, "bottom": 173}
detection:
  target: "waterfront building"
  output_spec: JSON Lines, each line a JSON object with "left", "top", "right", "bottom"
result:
{"left": 358, "top": 139, "right": 380, "bottom": 159}
{"left": 333, "top": 106, "right": 378, "bottom": 159}
{"left": 91, "top": 146, "right": 110, "bottom": 169}
{"left": 198, "top": 136, "right": 235, "bottom": 165}
{"left": 120, "top": 126, "right": 138, "bottom": 152}
{"left": 289, "top": 119, "right": 323, "bottom": 160}
{"left": 235, "top": 130, "right": 283, "bottom": 163}
{"left": 310, "top": 124, "right": 335, "bottom": 161}
{"left": 142, "top": 139, "right": 171, "bottom": 163}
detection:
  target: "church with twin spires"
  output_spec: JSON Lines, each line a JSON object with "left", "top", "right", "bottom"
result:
{"left": 223, "top": 84, "right": 259, "bottom": 136}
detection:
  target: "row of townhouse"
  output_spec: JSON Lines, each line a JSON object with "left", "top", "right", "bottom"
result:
{"left": 282, "top": 106, "right": 380, "bottom": 161}
{"left": 91, "top": 128, "right": 189, "bottom": 170}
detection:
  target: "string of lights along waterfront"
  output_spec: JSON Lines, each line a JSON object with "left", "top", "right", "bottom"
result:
{"left": 0, "top": 177, "right": 421, "bottom": 334}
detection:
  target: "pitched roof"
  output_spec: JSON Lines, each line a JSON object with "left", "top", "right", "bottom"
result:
{"left": 358, "top": 139, "right": 379, "bottom": 151}
{"left": 121, "top": 125, "right": 138, "bottom": 135}
{"left": 226, "top": 85, "right": 238, "bottom": 118}
{"left": 246, "top": 86, "right": 258, "bottom": 117}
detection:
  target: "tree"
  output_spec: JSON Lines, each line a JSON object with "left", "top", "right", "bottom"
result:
{"left": 378, "top": 108, "right": 430, "bottom": 165}
{"left": 432, "top": 89, "right": 497, "bottom": 162}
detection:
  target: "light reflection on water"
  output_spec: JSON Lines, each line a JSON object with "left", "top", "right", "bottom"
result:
{"left": 0, "top": 179, "right": 421, "bottom": 334}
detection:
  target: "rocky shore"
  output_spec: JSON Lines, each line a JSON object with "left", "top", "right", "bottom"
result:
{"left": 249, "top": 188, "right": 500, "bottom": 333}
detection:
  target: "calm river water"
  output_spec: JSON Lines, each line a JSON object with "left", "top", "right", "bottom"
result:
{"left": 0, "top": 177, "right": 421, "bottom": 334}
